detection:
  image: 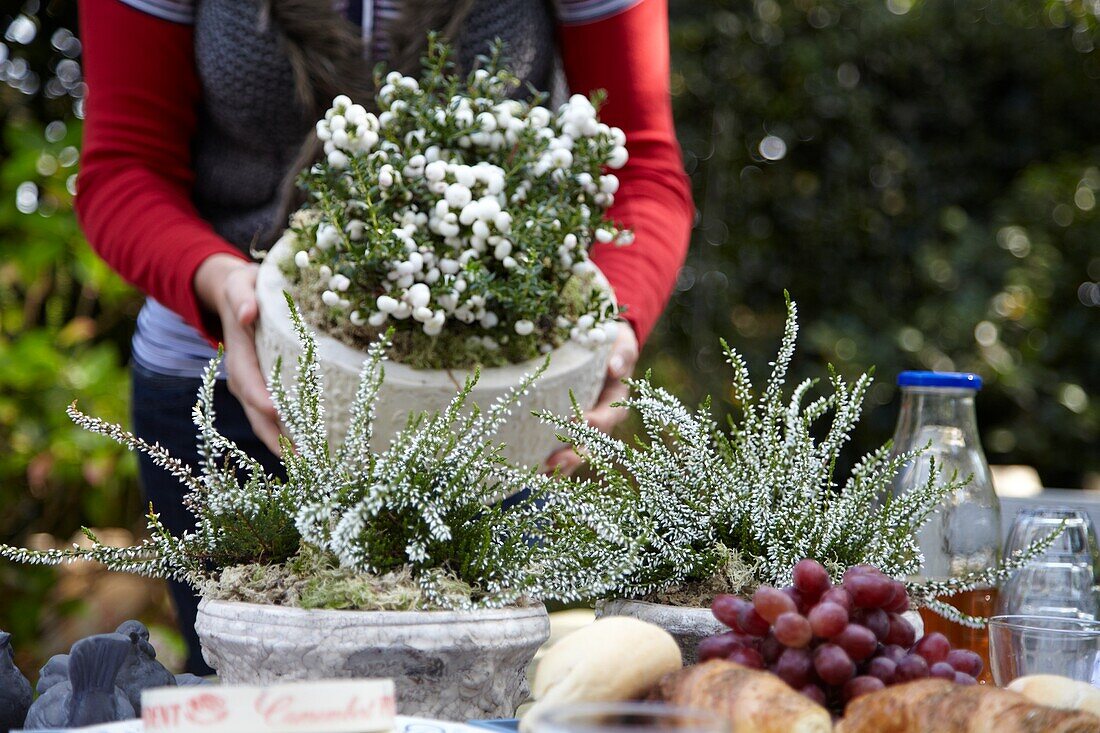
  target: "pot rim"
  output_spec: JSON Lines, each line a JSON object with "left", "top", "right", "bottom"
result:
{"left": 198, "top": 597, "right": 549, "bottom": 626}
{"left": 598, "top": 598, "right": 717, "bottom": 614}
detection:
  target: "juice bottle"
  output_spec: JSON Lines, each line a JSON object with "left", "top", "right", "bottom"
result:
{"left": 890, "top": 371, "right": 1001, "bottom": 684}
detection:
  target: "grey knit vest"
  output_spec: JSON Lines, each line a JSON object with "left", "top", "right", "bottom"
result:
{"left": 190, "top": 0, "right": 557, "bottom": 252}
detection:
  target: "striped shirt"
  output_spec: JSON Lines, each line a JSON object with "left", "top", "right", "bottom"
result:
{"left": 112, "top": 0, "right": 648, "bottom": 379}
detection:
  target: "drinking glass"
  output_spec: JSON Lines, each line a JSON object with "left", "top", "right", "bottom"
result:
{"left": 988, "top": 615, "right": 1100, "bottom": 686}
{"left": 533, "top": 703, "right": 727, "bottom": 733}
{"left": 997, "top": 506, "right": 1100, "bottom": 619}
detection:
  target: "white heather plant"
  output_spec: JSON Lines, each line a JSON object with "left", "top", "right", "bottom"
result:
{"left": 280, "top": 37, "right": 630, "bottom": 369}
{"left": 542, "top": 297, "right": 1057, "bottom": 626}
{"left": 0, "top": 298, "right": 636, "bottom": 611}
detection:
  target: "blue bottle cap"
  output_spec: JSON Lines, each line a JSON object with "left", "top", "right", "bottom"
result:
{"left": 897, "top": 371, "right": 982, "bottom": 390}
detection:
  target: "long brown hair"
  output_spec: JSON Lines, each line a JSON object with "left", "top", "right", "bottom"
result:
{"left": 262, "top": 0, "right": 478, "bottom": 238}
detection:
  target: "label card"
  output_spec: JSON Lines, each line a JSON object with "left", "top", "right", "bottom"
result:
{"left": 142, "top": 679, "right": 396, "bottom": 733}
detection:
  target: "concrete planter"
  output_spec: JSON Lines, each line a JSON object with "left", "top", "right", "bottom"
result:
{"left": 255, "top": 236, "right": 612, "bottom": 468}
{"left": 596, "top": 599, "right": 726, "bottom": 665}
{"left": 195, "top": 599, "right": 550, "bottom": 720}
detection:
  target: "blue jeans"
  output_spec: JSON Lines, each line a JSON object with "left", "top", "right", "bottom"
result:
{"left": 130, "top": 363, "right": 284, "bottom": 675}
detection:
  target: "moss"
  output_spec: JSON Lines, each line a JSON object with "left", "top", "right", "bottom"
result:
{"left": 202, "top": 546, "right": 480, "bottom": 611}
{"left": 644, "top": 545, "right": 760, "bottom": 607}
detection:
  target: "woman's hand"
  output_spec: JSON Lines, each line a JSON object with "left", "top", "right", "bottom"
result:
{"left": 544, "top": 323, "right": 639, "bottom": 475}
{"left": 194, "top": 254, "right": 284, "bottom": 455}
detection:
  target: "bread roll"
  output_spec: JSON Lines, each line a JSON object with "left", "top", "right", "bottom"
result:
{"left": 651, "top": 660, "right": 832, "bottom": 733}
{"left": 837, "top": 678, "right": 1100, "bottom": 733}
{"left": 519, "top": 617, "right": 682, "bottom": 733}
{"left": 1007, "top": 675, "right": 1100, "bottom": 716}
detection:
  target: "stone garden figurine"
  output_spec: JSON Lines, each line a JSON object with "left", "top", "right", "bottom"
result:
{"left": 23, "top": 633, "right": 135, "bottom": 729}
{"left": 114, "top": 620, "right": 175, "bottom": 713}
{"left": 35, "top": 653, "right": 68, "bottom": 696}
{"left": 0, "top": 631, "right": 32, "bottom": 732}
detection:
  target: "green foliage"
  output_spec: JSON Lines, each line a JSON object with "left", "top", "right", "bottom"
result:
{"left": 545, "top": 298, "right": 1059, "bottom": 624}
{"left": 283, "top": 37, "right": 626, "bottom": 369}
{"left": 655, "top": 0, "right": 1100, "bottom": 487}
{"left": 0, "top": 116, "right": 140, "bottom": 536}
{"left": 1, "top": 0, "right": 1097, "bottom": 646}
{"left": 1, "top": 302, "right": 637, "bottom": 610}
{"left": 0, "top": 2, "right": 146, "bottom": 672}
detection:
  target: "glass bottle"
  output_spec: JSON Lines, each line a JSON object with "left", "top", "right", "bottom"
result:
{"left": 890, "top": 371, "right": 1001, "bottom": 683}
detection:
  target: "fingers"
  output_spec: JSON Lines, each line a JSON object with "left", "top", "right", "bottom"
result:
{"left": 217, "top": 263, "right": 284, "bottom": 455}
{"left": 223, "top": 332, "right": 284, "bottom": 456}
{"left": 545, "top": 447, "right": 583, "bottom": 476}
{"left": 542, "top": 323, "right": 640, "bottom": 474}
{"left": 241, "top": 402, "right": 285, "bottom": 456}
{"left": 585, "top": 378, "right": 631, "bottom": 434}
{"left": 607, "top": 324, "right": 640, "bottom": 381}
{"left": 222, "top": 265, "right": 259, "bottom": 327}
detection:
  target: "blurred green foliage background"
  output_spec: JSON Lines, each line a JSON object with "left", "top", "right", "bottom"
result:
{"left": 0, "top": 0, "right": 1097, "bottom": 671}
{"left": 650, "top": 0, "right": 1099, "bottom": 489}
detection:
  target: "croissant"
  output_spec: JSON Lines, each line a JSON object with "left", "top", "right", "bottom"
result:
{"left": 837, "top": 679, "right": 1100, "bottom": 733}
{"left": 650, "top": 660, "right": 832, "bottom": 733}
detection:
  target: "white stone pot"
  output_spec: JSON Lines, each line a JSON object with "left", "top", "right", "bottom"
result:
{"left": 255, "top": 236, "right": 612, "bottom": 468}
{"left": 195, "top": 599, "right": 550, "bottom": 720}
{"left": 595, "top": 599, "right": 726, "bottom": 665}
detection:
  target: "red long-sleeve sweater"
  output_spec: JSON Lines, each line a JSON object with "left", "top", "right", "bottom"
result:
{"left": 76, "top": 0, "right": 693, "bottom": 346}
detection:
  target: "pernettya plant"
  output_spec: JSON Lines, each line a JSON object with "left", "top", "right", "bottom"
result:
{"left": 1, "top": 297, "right": 636, "bottom": 611}
{"left": 542, "top": 297, "right": 1055, "bottom": 626}
{"left": 281, "top": 37, "right": 629, "bottom": 369}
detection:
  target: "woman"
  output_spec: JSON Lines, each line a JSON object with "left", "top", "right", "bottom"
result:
{"left": 77, "top": 0, "right": 693, "bottom": 674}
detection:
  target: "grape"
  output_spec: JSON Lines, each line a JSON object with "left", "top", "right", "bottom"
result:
{"left": 760, "top": 633, "right": 782, "bottom": 664}
{"left": 813, "top": 643, "right": 856, "bottom": 686}
{"left": 895, "top": 654, "right": 930, "bottom": 682}
{"left": 844, "top": 573, "right": 894, "bottom": 609}
{"left": 820, "top": 587, "right": 854, "bottom": 613}
{"left": 711, "top": 594, "right": 748, "bottom": 631}
{"left": 842, "top": 675, "right": 885, "bottom": 704}
{"left": 883, "top": 613, "right": 916, "bottom": 648}
{"left": 883, "top": 581, "right": 910, "bottom": 613}
{"left": 808, "top": 601, "right": 848, "bottom": 638}
{"left": 738, "top": 604, "right": 771, "bottom": 637}
{"left": 774, "top": 612, "right": 813, "bottom": 648}
{"left": 835, "top": 624, "right": 877, "bottom": 661}
{"left": 854, "top": 608, "right": 889, "bottom": 640}
{"left": 793, "top": 559, "right": 832, "bottom": 599}
{"left": 866, "top": 656, "right": 897, "bottom": 684}
{"left": 753, "top": 585, "right": 797, "bottom": 623}
{"left": 946, "top": 649, "right": 983, "bottom": 678}
{"left": 912, "top": 632, "right": 951, "bottom": 665}
{"left": 880, "top": 644, "right": 907, "bottom": 663}
{"left": 929, "top": 662, "right": 955, "bottom": 680}
{"left": 728, "top": 646, "right": 765, "bottom": 669}
{"left": 800, "top": 684, "right": 827, "bottom": 707}
{"left": 842, "top": 564, "right": 880, "bottom": 583}
{"left": 697, "top": 631, "right": 751, "bottom": 662}
{"left": 953, "top": 672, "right": 978, "bottom": 686}
{"left": 704, "top": 559, "right": 986, "bottom": 712}
{"left": 774, "top": 647, "right": 813, "bottom": 688}
{"left": 782, "top": 586, "right": 809, "bottom": 614}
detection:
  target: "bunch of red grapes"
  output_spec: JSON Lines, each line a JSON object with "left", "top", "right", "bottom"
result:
{"left": 700, "top": 560, "right": 984, "bottom": 710}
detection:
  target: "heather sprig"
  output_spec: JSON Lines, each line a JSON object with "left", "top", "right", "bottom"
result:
{"left": 0, "top": 298, "right": 637, "bottom": 611}
{"left": 542, "top": 296, "right": 1052, "bottom": 623}
{"left": 279, "top": 36, "right": 628, "bottom": 369}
